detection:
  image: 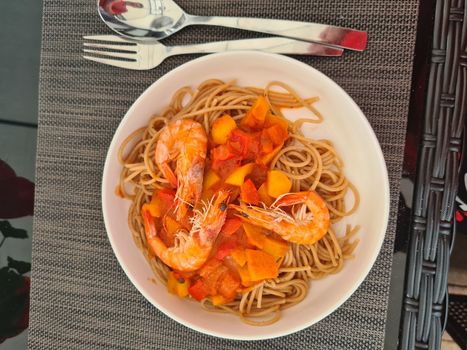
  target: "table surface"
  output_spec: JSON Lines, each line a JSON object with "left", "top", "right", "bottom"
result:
{"left": 0, "top": 0, "right": 446, "bottom": 349}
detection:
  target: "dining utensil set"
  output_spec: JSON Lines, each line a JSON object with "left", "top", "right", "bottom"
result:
{"left": 84, "top": 0, "right": 367, "bottom": 69}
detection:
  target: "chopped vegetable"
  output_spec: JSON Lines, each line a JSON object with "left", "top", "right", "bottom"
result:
{"left": 260, "top": 130, "right": 274, "bottom": 154}
{"left": 257, "top": 183, "right": 274, "bottom": 207}
{"left": 262, "top": 238, "right": 289, "bottom": 259}
{"left": 203, "top": 168, "right": 220, "bottom": 190}
{"left": 164, "top": 215, "right": 181, "bottom": 236}
{"left": 215, "top": 239, "right": 237, "bottom": 261}
{"left": 248, "top": 163, "right": 268, "bottom": 188}
{"left": 241, "top": 96, "right": 269, "bottom": 130}
{"left": 245, "top": 249, "right": 278, "bottom": 281}
{"left": 211, "top": 115, "right": 237, "bottom": 144}
{"left": 211, "top": 295, "right": 228, "bottom": 306}
{"left": 259, "top": 143, "right": 283, "bottom": 165}
{"left": 265, "top": 124, "right": 288, "bottom": 146}
{"left": 240, "top": 179, "right": 260, "bottom": 205}
{"left": 228, "top": 129, "right": 255, "bottom": 158}
{"left": 230, "top": 249, "right": 247, "bottom": 267}
{"left": 212, "top": 157, "right": 242, "bottom": 178}
{"left": 243, "top": 223, "right": 288, "bottom": 258}
{"left": 142, "top": 188, "right": 175, "bottom": 218}
{"left": 212, "top": 144, "right": 235, "bottom": 162}
{"left": 218, "top": 272, "right": 240, "bottom": 299}
{"left": 264, "top": 113, "right": 289, "bottom": 131}
{"left": 225, "top": 163, "right": 255, "bottom": 186}
{"left": 167, "top": 271, "right": 190, "bottom": 297}
{"left": 266, "top": 170, "right": 292, "bottom": 198}
{"left": 237, "top": 265, "right": 255, "bottom": 287}
{"left": 188, "top": 280, "right": 210, "bottom": 301}
{"left": 222, "top": 217, "right": 242, "bottom": 236}
{"left": 243, "top": 222, "right": 267, "bottom": 249}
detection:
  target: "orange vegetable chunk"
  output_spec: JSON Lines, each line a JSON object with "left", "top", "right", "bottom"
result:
{"left": 266, "top": 124, "right": 288, "bottom": 146}
{"left": 266, "top": 170, "right": 292, "bottom": 198}
{"left": 240, "top": 179, "right": 260, "bottom": 205}
{"left": 264, "top": 113, "right": 289, "bottom": 131}
{"left": 211, "top": 115, "right": 237, "bottom": 144}
{"left": 167, "top": 271, "right": 190, "bottom": 297}
{"left": 240, "top": 96, "right": 269, "bottom": 130}
{"left": 222, "top": 218, "right": 242, "bottom": 236}
{"left": 245, "top": 249, "right": 279, "bottom": 281}
{"left": 203, "top": 168, "right": 220, "bottom": 190}
{"left": 230, "top": 249, "right": 247, "bottom": 267}
{"left": 257, "top": 183, "right": 274, "bottom": 206}
{"left": 225, "top": 163, "right": 255, "bottom": 186}
{"left": 243, "top": 223, "right": 288, "bottom": 258}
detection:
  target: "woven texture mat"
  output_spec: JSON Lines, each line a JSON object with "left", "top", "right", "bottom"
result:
{"left": 29, "top": 1, "right": 419, "bottom": 349}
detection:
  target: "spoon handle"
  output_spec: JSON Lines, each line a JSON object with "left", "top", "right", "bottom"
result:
{"left": 187, "top": 15, "right": 367, "bottom": 51}
{"left": 167, "top": 37, "right": 343, "bottom": 57}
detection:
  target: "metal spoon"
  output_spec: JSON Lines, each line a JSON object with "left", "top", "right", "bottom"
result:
{"left": 98, "top": 0, "right": 367, "bottom": 51}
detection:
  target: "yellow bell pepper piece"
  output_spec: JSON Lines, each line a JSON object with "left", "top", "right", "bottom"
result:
{"left": 211, "top": 295, "right": 228, "bottom": 306}
{"left": 167, "top": 271, "right": 190, "bottom": 298}
{"left": 225, "top": 163, "right": 255, "bottom": 186}
{"left": 266, "top": 170, "right": 292, "bottom": 198}
{"left": 211, "top": 115, "right": 237, "bottom": 144}
{"left": 203, "top": 168, "right": 221, "bottom": 190}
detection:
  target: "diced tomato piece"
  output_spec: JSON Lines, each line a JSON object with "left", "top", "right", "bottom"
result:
{"left": 211, "top": 144, "right": 235, "bottom": 162}
{"left": 200, "top": 260, "right": 228, "bottom": 295}
{"left": 188, "top": 280, "right": 210, "bottom": 301}
{"left": 240, "top": 179, "right": 260, "bottom": 205}
{"left": 218, "top": 272, "right": 240, "bottom": 299}
{"left": 228, "top": 129, "right": 252, "bottom": 158}
{"left": 215, "top": 239, "right": 238, "bottom": 260}
{"left": 248, "top": 163, "right": 268, "bottom": 189}
{"left": 199, "top": 259, "right": 222, "bottom": 277}
{"left": 245, "top": 132, "right": 261, "bottom": 162}
{"left": 222, "top": 218, "right": 243, "bottom": 236}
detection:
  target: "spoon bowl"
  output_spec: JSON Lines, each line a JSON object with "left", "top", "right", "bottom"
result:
{"left": 98, "top": 0, "right": 188, "bottom": 39}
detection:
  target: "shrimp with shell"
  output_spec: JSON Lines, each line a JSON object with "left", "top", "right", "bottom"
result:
{"left": 230, "top": 191, "right": 330, "bottom": 245}
{"left": 155, "top": 119, "right": 207, "bottom": 221}
{"left": 143, "top": 190, "right": 230, "bottom": 272}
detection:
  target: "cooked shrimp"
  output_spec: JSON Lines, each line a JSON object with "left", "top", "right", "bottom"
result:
{"left": 143, "top": 190, "right": 229, "bottom": 272}
{"left": 230, "top": 191, "right": 330, "bottom": 245}
{"left": 155, "top": 119, "right": 207, "bottom": 221}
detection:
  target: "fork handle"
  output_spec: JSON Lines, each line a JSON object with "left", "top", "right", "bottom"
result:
{"left": 186, "top": 15, "right": 367, "bottom": 51}
{"left": 167, "top": 37, "right": 343, "bottom": 57}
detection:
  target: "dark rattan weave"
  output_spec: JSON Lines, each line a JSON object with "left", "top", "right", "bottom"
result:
{"left": 400, "top": 0, "right": 467, "bottom": 349}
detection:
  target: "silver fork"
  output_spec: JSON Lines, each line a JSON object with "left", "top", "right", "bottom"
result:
{"left": 82, "top": 35, "right": 343, "bottom": 70}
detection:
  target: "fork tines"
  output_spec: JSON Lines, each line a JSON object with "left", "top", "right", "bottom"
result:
{"left": 82, "top": 35, "right": 141, "bottom": 69}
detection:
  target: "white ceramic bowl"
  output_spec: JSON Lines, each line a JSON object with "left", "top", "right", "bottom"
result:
{"left": 102, "top": 51, "right": 390, "bottom": 340}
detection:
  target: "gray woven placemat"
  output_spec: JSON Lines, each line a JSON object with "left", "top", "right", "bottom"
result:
{"left": 29, "top": 1, "right": 419, "bottom": 349}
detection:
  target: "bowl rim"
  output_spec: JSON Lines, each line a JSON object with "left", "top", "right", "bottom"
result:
{"left": 101, "top": 51, "right": 390, "bottom": 340}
